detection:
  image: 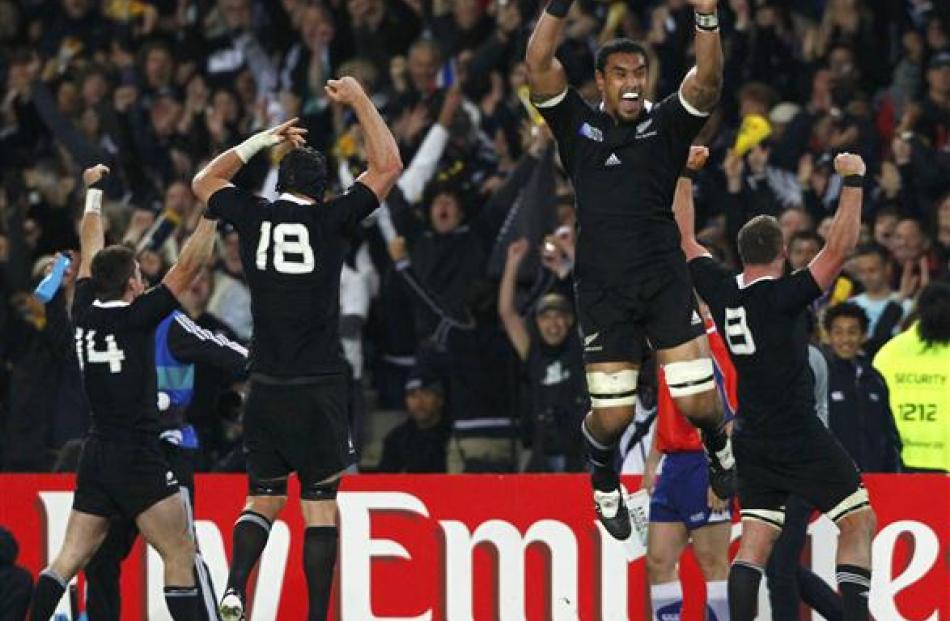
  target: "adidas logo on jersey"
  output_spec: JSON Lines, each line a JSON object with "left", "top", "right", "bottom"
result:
{"left": 604, "top": 153, "right": 622, "bottom": 167}
{"left": 691, "top": 310, "right": 702, "bottom": 325}
{"left": 166, "top": 471, "right": 178, "bottom": 487}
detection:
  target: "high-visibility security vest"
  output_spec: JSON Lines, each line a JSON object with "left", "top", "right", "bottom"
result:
{"left": 873, "top": 324, "right": 950, "bottom": 472}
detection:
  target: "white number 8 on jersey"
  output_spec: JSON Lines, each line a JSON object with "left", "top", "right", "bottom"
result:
{"left": 724, "top": 306, "right": 757, "bottom": 355}
{"left": 256, "top": 222, "right": 316, "bottom": 274}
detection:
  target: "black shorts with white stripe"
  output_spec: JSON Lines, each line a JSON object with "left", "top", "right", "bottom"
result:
{"left": 733, "top": 425, "right": 867, "bottom": 528}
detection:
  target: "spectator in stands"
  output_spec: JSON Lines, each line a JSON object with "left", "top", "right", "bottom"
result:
{"left": 788, "top": 230, "right": 823, "bottom": 271}
{"left": 0, "top": 526, "right": 32, "bottom": 620}
{"left": 823, "top": 303, "right": 902, "bottom": 472}
{"left": 874, "top": 283, "right": 950, "bottom": 473}
{"left": 849, "top": 244, "right": 915, "bottom": 339}
{"left": 498, "top": 238, "right": 587, "bottom": 472}
{"left": 376, "top": 366, "right": 451, "bottom": 473}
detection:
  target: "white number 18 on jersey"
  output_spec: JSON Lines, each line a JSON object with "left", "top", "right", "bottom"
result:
{"left": 256, "top": 222, "right": 316, "bottom": 274}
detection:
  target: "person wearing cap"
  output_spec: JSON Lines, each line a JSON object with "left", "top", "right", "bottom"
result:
{"left": 499, "top": 238, "right": 588, "bottom": 472}
{"left": 376, "top": 367, "right": 451, "bottom": 473}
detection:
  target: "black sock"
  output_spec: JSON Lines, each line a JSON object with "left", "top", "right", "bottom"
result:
{"left": 164, "top": 586, "right": 199, "bottom": 621}
{"left": 30, "top": 569, "right": 67, "bottom": 621}
{"left": 694, "top": 417, "right": 727, "bottom": 454}
{"left": 581, "top": 419, "right": 618, "bottom": 492}
{"left": 304, "top": 526, "right": 338, "bottom": 621}
{"left": 728, "top": 561, "right": 763, "bottom": 621}
{"left": 226, "top": 510, "right": 272, "bottom": 597}
{"left": 836, "top": 564, "right": 870, "bottom": 621}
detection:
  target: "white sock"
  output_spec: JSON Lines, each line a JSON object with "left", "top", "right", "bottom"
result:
{"left": 706, "top": 580, "right": 729, "bottom": 620}
{"left": 650, "top": 580, "right": 683, "bottom": 620}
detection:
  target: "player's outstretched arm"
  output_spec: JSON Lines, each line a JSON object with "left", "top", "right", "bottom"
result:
{"left": 326, "top": 77, "right": 403, "bottom": 202}
{"left": 162, "top": 217, "right": 218, "bottom": 298}
{"left": 498, "top": 238, "right": 531, "bottom": 360}
{"left": 191, "top": 118, "right": 307, "bottom": 204}
{"left": 78, "top": 164, "right": 110, "bottom": 279}
{"left": 672, "top": 146, "right": 711, "bottom": 261}
{"left": 679, "top": 0, "right": 723, "bottom": 115}
{"left": 526, "top": 0, "right": 570, "bottom": 102}
{"left": 808, "top": 153, "right": 865, "bottom": 290}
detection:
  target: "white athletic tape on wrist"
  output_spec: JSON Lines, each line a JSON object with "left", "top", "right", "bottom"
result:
{"left": 586, "top": 369, "right": 638, "bottom": 408}
{"left": 84, "top": 188, "right": 103, "bottom": 215}
{"left": 663, "top": 358, "right": 715, "bottom": 397}
{"left": 235, "top": 132, "right": 280, "bottom": 163}
{"left": 827, "top": 487, "right": 871, "bottom": 523}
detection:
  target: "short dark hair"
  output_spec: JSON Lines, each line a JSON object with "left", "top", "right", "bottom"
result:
{"left": 789, "top": 230, "right": 823, "bottom": 249}
{"left": 276, "top": 147, "right": 328, "bottom": 201}
{"left": 918, "top": 282, "right": 950, "bottom": 347}
{"left": 853, "top": 242, "right": 889, "bottom": 263}
{"left": 595, "top": 39, "right": 649, "bottom": 73}
{"left": 823, "top": 302, "right": 869, "bottom": 334}
{"left": 737, "top": 215, "right": 784, "bottom": 266}
{"left": 91, "top": 245, "right": 137, "bottom": 300}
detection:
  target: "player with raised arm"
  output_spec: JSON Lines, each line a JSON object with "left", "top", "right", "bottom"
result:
{"left": 675, "top": 149, "right": 876, "bottom": 621}
{"left": 30, "top": 164, "right": 219, "bottom": 621}
{"left": 191, "top": 77, "right": 401, "bottom": 621}
{"left": 526, "top": 0, "right": 734, "bottom": 539}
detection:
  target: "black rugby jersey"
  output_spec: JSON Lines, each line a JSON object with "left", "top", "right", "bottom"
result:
{"left": 536, "top": 88, "right": 708, "bottom": 283}
{"left": 689, "top": 256, "right": 826, "bottom": 437}
{"left": 207, "top": 182, "right": 379, "bottom": 377}
{"left": 72, "top": 279, "right": 179, "bottom": 438}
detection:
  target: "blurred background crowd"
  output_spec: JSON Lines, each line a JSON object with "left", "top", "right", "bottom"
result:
{"left": 0, "top": 0, "right": 948, "bottom": 478}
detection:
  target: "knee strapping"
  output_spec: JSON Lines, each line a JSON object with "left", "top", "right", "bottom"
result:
{"left": 301, "top": 478, "right": 340, "bottom": 501}
{"left": 828, "top": 487, "right": 871, "bottom": 523}
{"left": 663, "top": 358, "right": 715, "bottom": 397}
{"left": 248, "top": 477, "right": 288, "bottom": 497}
{"left": 585, "top": 369, "right": 638, "bottom": 408}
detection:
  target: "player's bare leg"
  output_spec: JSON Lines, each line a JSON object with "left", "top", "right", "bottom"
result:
{"left": 832, "top": 500, "right": 876, "bottom": 621}
{"left": 136, "top": 493, "right": 199, "bottom": 620}
{"left": 582, "top": 361, "right": 638, "bottom": 539}
{"left": 30, "top": 510, "right": 110, "bottom": 620}
{"left": 728, "top": 518, "right": 781, "bottom": 621}
{"left": 645, "top": 521, "right": 689, "bottom": 619}
{"left": 220, "top": 480, "right": 288, "bottom": 621}
{"left": 657, "top": 335, "right": 736, "bottom": 499}
{"left": 299, "top": 471, "right": 344, "bottom": 621}
{"left": 692, "top": 520, "right": 732, "bottom": 620}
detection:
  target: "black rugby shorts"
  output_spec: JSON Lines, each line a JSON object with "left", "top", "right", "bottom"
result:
{"left": 73, "top": 436, "right": 180, "bottom": 519}
{"left": 575, "top": 255, "right": 703, "bottom": 364}
{"left": 243, "top": 374, "right": 356, "bottom": 490}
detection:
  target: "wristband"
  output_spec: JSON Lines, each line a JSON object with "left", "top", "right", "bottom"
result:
{"left": 680, "top": 168, "right": 698, "bottom": 181}
{"left": 843, "top": 174, "right": 863, "bottom": 188}
{"left": 84, "top": 188, "right": 103, "bottom": 215}
{"left": 234, "top": 131, "right": 280, "bottom": 163}
{"left": 545, "top": 0, "right": 574, "bottom": 19}
{"left": 694, "top": 11, "right": 719, "bottom": 31}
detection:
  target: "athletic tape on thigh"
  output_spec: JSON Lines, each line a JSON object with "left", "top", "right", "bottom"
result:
{"left": 740, "top": 508, "right": 785, "bottom": 530}
{"left": 301, "top": 478, "right": 340, "bottom": 501}
{"left": 663, "top": 358, "right": 715, "bottom": 397}
{"left": 248, "top": 476, "right": 288, "bottom": 497}
{"left": 827, "top": 487, "right": 871, "bottom": 523}
{"left": 585, "top": 369, "right": 638, "bottom": 408}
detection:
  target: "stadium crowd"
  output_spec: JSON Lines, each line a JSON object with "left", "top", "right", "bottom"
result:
{"left": 0, "top": 0, "right": 948, "bottom": 477}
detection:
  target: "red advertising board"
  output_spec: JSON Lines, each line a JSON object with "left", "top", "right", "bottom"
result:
{"left": 1, "top": 474, "right": 946, "bottom": 620}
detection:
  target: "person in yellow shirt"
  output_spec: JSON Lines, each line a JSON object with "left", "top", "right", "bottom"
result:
{"left": 873, "top": 282, "right": 950, "bottom": 473}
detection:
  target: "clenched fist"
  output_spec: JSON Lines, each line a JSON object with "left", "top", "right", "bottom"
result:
{"left": 325, "top": 77, "right": 366, "bottom": 106}
{"left": 83, "top": 164, "right": 110, "bottom": 188}
{"left": 833, "top": 152, "right": 866, "bottom": 177}
{"left": 686, "top": 146, "right": 710, "bottom": 171}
